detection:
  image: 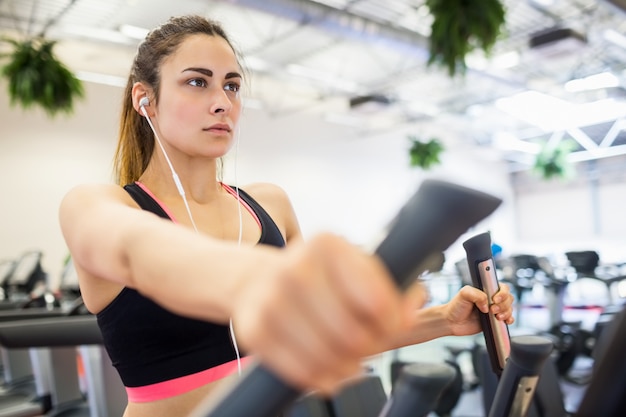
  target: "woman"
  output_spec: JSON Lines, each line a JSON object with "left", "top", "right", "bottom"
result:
{"left": 59, "top": 15, "right": 514, "bottom": 417}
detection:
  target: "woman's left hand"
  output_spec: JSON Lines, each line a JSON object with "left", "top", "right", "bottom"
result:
{"left": 444, "top": 284, "right": 515, "bottom": 337}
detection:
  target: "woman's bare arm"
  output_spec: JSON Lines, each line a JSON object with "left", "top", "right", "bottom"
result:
{"left": 59, "top": 183, "right": 281, "bottom": 322}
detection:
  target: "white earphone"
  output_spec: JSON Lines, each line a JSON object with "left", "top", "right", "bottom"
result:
{"left": 139, "top": 96, "right": 150, "bottom": 113}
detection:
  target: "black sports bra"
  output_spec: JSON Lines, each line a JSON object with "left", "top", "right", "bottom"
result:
{"left": 96, "top": 182, "right": 285, "bottom": 395}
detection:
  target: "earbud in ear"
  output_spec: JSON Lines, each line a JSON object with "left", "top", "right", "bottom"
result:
{"left": 138, "top": 96, "right": 150, "bottom": 118}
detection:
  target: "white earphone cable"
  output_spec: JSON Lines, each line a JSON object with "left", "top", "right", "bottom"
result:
{"left": 141, "top": 105, "right": 199, "bottom": 233}
{"left": 141, "top": 99, "right": 242, "bottom": 376}
{"left": 230, "top": 123, "right": 243, "bottom": 376}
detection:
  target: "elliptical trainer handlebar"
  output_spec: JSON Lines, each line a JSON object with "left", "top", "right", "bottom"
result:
{"left": 463, "top": 232, "right": 511, "bottom": 376}
{"left": 192, "top": 179, "right": 503, "bottom": 417}
{"left": 487, "top": 335, "right": 553, "bottom": 417}
{"left": 463, "top": 231, "right": 557, "bottom": 417}
{"left": 380, "top": 362, "right": 456, "bottom": 417}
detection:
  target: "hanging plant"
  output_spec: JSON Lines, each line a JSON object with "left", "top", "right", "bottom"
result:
{"left": 1, "top": 36, "right": 84, "bottom": 116}
{"left": 426, "top": 0, "right": 507, "bottom": 77}
{"left": 408, "top": 135, "right": 444, "bottom": 170}
{"left": 533, "top": 139, "right": 575, "bottom": 180}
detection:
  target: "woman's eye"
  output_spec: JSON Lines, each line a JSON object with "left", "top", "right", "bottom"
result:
{"left": 224, "top": 82, "right": 240, "bottom": 93}
{"left": 188, "top": 78, "right": 207, "bottom": 88}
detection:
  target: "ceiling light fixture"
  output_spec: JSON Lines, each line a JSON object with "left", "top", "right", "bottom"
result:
{"left": 528, "top": 0, "right": 556, "bottom": 6}
{"left": 118, "top": 24, "right": 149, "bottom": 40}
{"left": 75, "top": 71, "right": 126, "bottom": 87}
{"left": 466, "top": 50, "right": 521, "bottom": 70}
{"left": 492, "top": 131, "right": 541, "bottom": 154}
{"left": 58, "top": 25, "right": 135, "bottom": 45}
{"left": 496, "top": 91, "right": 626, "bottom": 131}
{"left": 565, "top": 72, "right": 620, "bottom": 93}
{"left": 603, "top": 29, "right": 626, "bottom": 50}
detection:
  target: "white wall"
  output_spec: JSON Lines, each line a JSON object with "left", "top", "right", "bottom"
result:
{"left": 0, "top": 79, "right": 515, "bottom": 285}
{"left": 0, "top": 81, "right": 120, "bottom": 286}
{"left": 511, "top": 159, "right": 626, "bottom": 265}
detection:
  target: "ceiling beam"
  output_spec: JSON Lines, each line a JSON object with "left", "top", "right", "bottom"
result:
{"left": 229, "top": 0, "right": 430, "bottom": 60}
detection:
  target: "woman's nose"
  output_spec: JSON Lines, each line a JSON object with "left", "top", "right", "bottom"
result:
{"left": 211, "top": 89, "right": 232, "bottom": 114}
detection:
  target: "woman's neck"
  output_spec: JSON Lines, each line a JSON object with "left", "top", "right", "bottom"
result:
{"left": 138, "top": 158, "right": 222, "bottom": 204}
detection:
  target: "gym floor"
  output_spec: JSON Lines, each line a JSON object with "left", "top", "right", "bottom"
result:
{"left": 365, "top": 303, "right": 599, "bottom": 417}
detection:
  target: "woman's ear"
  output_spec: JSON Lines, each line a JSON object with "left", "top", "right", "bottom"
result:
{"left": 131, "top": 82, "right": 151, "bottom": 116}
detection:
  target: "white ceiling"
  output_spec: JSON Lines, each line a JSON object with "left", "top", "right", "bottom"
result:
{"left": 1, "top": 0, "right": 626, "bottom": 171}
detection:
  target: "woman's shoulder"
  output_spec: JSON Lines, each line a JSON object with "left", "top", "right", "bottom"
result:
{"left": 239, "top": 182, "right": 290, "bottom": 202}
{"left": 61, "top": 182, "right": 138, "bottom": 208}
{"left": 240, "top": 182, "right": 302, "bottom": 242}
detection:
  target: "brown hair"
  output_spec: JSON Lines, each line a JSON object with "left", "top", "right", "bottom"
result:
{"left": 113, "top": 15, "right": 242, "bottom": 185}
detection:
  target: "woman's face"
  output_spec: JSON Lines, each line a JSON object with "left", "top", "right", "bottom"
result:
{"left": 154, "top": 34, "right": 243, "bottom": 159}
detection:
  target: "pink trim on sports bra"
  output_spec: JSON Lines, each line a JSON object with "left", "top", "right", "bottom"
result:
{"left": 134, "top": 181, "right": 262, "bottom": 230}
{"left": 134, "top": 182, "right": 181, "bottom": 223}
{"left": 220, "top": 183, "right": 262, "bottom": 229}
{"left": 125, "top": 357, "right": 254, "bottom": 403}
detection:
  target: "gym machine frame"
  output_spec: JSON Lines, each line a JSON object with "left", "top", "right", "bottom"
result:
{"left": 191, "top": 179, "right": 626, "bottom": 417}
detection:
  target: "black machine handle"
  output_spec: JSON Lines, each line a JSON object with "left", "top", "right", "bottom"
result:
{"left": 193, "top": 179, "right": 503, "bottom": 417}
{"left": 380, "top": 362, "right": 456, "bottom": 417}
{"left": 0, "top": 315, "right": 102, "bottom": 347}
{"left": 487, "top": 335, "right": 554, "bottom": 417}
{"left": 463, "top": 231, "right": 511, "bottom": 376}
{"left": 464, "top": 233, "right": 558, "bottom": 417}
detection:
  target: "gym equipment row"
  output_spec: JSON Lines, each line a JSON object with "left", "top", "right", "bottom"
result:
{"left": 0, "top": 253, "right": 126, "bottom": 416}
{"left": 0, "top": 251, "right": 49, "bottom": 310}
{"left": 492, "top": 249, "right": 625, "bottom": 384}
{"left": 450, "top": 238, "right": 625, "bottom": 391}
{"left": 189, "top": 180, "right": 625, "bottom": 417}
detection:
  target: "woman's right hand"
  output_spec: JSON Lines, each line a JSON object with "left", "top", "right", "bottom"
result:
{"left": 232, "top": 232, "right": 428, "bottom": 395}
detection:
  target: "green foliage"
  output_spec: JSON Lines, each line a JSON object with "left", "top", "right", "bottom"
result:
{"left": 426, "top": 0, "right": 507, "bottom": 77}
{"left": 533, "top": 140, "right": 575, "bottom": 180}
{"left": 408, "top": 136, "right": 444, "bottom": 170}
{"left": 1, "top": 37, "right": 84, "bottom": 116}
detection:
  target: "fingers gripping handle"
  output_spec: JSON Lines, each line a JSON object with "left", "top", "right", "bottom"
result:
{"left": 195, "top": 180, "right": 502, "bottom": 417}
{"left": 462, "top": 232, "right": 511, "bottom": 377}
